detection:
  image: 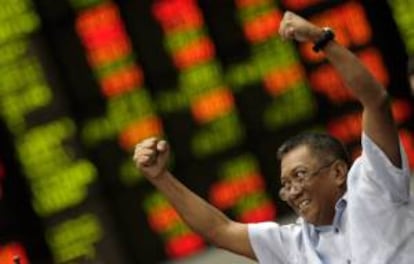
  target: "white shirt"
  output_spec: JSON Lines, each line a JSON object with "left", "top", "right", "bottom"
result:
{"left": 248, "top": 134, "right": 413, "bottom": 263}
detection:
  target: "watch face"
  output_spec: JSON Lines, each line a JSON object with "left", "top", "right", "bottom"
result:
{"left": 313, "top": 28, "right": 335, "bottom": 52}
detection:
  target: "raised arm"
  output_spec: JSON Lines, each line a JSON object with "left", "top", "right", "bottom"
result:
{"left": 133, "top": 137, "right": 256, "bottom": 259}
{"left": 279, "top": 11, "right": 401, "bottom": 167}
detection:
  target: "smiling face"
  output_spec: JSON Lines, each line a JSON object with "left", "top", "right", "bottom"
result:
{"left": 280, "top": 145, "right": 346, "bottom": 226}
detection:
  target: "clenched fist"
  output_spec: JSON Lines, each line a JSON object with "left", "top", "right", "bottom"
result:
{"left": 279, "top": 11, "right": 323, "bottom": 42}
{"left": 133, "top": 137, "right": 170, "bottom": 179}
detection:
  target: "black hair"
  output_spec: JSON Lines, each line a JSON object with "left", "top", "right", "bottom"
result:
{"left": 277, "top": 131, "right": 351, "bottom": 167}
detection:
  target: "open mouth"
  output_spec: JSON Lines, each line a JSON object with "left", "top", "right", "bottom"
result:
{"left": 297, "top": 199, "right": 310, "bottom": 213}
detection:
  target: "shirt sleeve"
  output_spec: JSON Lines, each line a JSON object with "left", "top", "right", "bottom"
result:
{"left": 248, "top": 222, "right": 301, "bottom": 264}
{"left": 349, "top": 133, "right": 411, "bottom": 203}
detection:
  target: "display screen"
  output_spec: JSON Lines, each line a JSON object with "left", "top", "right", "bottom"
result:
{"left": 0, "top": 0, "right": 412, "bottom": 263}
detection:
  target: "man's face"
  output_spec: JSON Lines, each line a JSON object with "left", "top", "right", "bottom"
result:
{"left": 279, "top": 145, "right": 342, "bottom": 226}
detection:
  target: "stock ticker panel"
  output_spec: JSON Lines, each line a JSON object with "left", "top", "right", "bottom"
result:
{"left": 0, "top": 0, "right": 413, "bottom": 263}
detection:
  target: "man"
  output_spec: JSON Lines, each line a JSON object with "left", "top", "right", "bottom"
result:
{"left": 133, "top": 11, "right": 413, "bottom": 263}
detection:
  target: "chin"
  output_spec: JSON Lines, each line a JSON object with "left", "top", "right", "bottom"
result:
{"left": 301, "top": 208, "right": 318, "bottom": 225}
{"left": 303, "top": 216, "right": 316, "bottom": 225}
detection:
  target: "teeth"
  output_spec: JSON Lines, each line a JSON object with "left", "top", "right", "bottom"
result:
{"left": 299, "top": 200, "right": 310, "bottom": 209}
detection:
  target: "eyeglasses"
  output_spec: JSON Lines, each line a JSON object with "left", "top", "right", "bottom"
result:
{"left": 279, "top": 159, "right": 337, "bottom": 201}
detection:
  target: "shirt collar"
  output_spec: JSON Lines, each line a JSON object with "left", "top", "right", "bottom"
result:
{"left": 332, "top": 193, "right": 347, "bottom": 232}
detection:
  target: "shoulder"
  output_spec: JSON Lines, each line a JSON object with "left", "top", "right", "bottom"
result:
{"left": 347, "top": 133, "right": 410, "bottom": 203}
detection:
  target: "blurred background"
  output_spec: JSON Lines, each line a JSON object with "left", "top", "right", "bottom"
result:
{"left": 0, "top": 0, "right": 413, "bottom": 263}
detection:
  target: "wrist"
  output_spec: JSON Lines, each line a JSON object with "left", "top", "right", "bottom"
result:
{"left": 149, "top": 169, "right": 170, "bottom": 183}
{"left": 310, "top": 27, "right": 325, "bottom": 42}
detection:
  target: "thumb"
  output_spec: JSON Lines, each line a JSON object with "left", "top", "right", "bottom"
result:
{"left": 156, "top": 140, "right": 170, "bottom": 164}
{"left": 156, "top": 140, "right": 169, "bottom": 153}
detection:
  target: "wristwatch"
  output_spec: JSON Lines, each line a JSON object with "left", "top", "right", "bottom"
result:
{"left": 312, "top": 27, "right": 335, "bottom": 52}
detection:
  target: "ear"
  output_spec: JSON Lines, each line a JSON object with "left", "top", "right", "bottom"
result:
{"left": 331, "top": 160, "right": 348, "bottom": 187}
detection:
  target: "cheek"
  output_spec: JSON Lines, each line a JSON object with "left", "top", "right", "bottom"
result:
{"left": 311, "top": 186, "right": 337, "bottom": 212}
{"left": 309, "top": 191, "right": 325, "bottom": 208}
{"left": 308, "top": 183, "right": 333, "bottom": 203}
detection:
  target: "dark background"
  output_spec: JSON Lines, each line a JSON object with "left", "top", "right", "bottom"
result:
{"left": 0, "top": 0, "right": 413, "bottom": 263}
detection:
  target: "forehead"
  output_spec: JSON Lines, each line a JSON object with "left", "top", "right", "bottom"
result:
{"left": 280, "top": 145, "right": 316, "bottom": 176}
